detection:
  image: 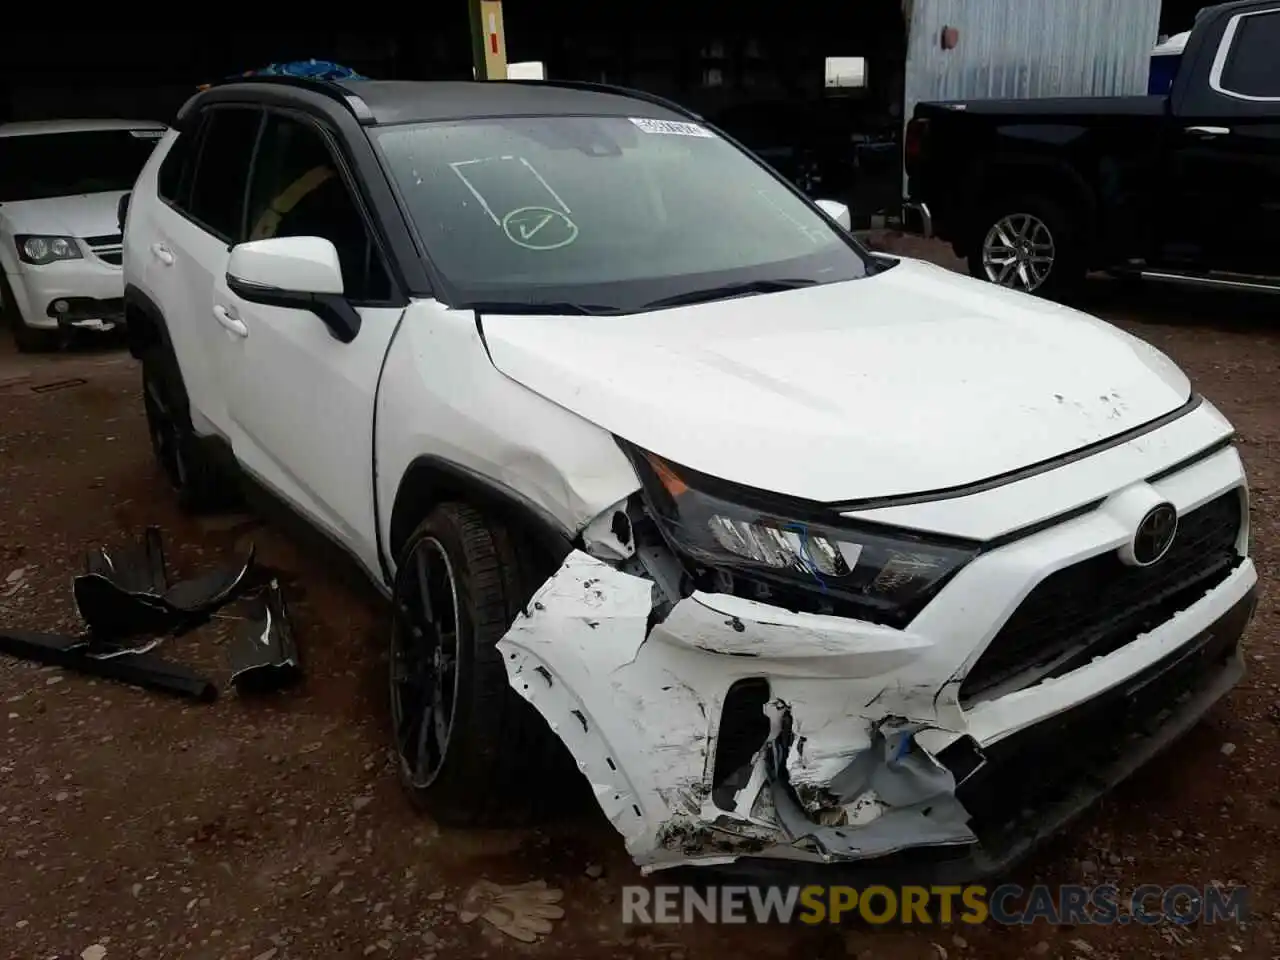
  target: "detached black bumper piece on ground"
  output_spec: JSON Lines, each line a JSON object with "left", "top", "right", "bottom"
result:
{"left": 73, "top": 524, "right": 255, "bottom": 639}
{"left": 228, "top": 578, "right": 302, "bottom": 695}
{"left": 0, "top": 526, "right": 283, "bottom": 702}
{"left": 0, "top": 629, "right": 218, "bottom": 702}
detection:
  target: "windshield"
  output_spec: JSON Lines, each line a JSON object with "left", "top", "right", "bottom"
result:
{"left": 374, "top": 114, "right": 873, "bottom": 312}
{"left": 0, "top": 129, "right": 162, "bottom": 202}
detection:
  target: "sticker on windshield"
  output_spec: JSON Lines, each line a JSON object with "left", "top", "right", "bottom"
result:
{"left": 629, "top": 117, "right": 714, "bottom": 138}
{"left": 501, "top": 206, "right": 579, "bottom": 251}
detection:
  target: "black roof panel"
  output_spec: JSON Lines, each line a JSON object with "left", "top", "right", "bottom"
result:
{"left": 334, "top": 79, "right": 689, "bottom": 125}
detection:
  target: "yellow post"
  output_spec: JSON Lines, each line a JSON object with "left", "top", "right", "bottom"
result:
{"left": 469, "top": 0, "right": 509, "bottom": 80}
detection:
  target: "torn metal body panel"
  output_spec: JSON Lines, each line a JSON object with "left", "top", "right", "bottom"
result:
{"left": 499, "top": 552, "right": 978, "bottom": 872}
{"left": 228, "top": 579, "right": 302, "bottom": 694}
{"left": 767, "top": 716, "right": 976, "bottom": 860}
{"left": 498, "top": 430, "right": 1258, "bottom": 878}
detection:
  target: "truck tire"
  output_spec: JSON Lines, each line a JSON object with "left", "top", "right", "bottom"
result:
{"left": 390, "top": 502, "right": 575, "bottom": 825}
{"left": 1, "top": 276, "right": 59, "bottom": 353}
{"left": 967, "top": 193, "right": 1085, "bottom": 298}
{"left": 140, "top": 345, "right": 231, "bottom": 512}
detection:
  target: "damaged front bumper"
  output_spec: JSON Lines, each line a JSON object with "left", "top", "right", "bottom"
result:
{"left": 498, "top": 458, "right": 1257, "bottom": 881}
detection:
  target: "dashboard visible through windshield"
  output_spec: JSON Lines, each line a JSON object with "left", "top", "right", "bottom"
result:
{"left": 374, "top": 114, "right": 874, "bottom": 313}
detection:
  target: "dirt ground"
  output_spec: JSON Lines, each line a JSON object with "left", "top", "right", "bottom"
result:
{"left": 1, "top": 238, "right": 1277, "bottom": 960}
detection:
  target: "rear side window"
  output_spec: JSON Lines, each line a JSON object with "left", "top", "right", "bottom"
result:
{"left": 187, "top": 108, "right": 261, "bottom": 242}
{"left": 1218, "top": 10, "right": 1280, "bottom": 99}
{"left": 158, "top": 132, "right": 196, "bottom": 209}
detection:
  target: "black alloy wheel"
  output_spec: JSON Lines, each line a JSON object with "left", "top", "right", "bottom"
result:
{"left": 390, "top": 534, "right": 462, "bottom": 790}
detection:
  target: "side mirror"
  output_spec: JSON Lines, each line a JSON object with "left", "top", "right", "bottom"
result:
{"left": 117, "top": 192, "right": 130, "bottom": 234}
{"left": 225, "top": 236, "right": 360, "bottom": 343}
{"left": 814, "top": 198, "right": 852, "bottom": 231}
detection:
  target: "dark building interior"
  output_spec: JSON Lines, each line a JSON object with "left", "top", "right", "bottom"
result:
{"left": 0, "top": 5, "right": 907, "bottom": 119}
{"left": 0, "top": 3, "right": 910, "bottom": 216}
{"left": 0, "top": 1, "right": 1206, "bottom": 119}
{"left": 0, "top": 2, "right": 1212, "bottom": 220}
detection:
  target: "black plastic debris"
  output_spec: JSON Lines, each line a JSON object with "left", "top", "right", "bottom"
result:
{"left": 73, "top": 525, "right": 255, "bottom": 639}
{"left": 0, "top": 629, "right": 217, "bottom": 702}
{"left": 0, "top": 526, "right": 308, "bottom": 703}
{"left": 228, "top": 579, "right": 302, "bottom": 695}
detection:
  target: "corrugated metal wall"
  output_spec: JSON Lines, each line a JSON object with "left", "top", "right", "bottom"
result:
{"left": 903, "top": 0, "right": 1162, "bottom": 123}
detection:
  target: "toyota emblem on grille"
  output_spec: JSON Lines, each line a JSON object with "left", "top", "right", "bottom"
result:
{"left": 1132, "top": 503, "right": 1178, "bottom": 566}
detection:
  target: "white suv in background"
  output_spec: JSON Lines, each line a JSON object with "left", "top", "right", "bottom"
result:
{"left": 121, "top": 76, "right": 1257, "bottom": 881}
{"left": 0, "top": 119, "right": 166, "bottom": 351}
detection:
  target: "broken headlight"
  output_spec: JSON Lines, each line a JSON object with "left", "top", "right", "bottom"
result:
{"left": 626, "top": 446, "right": 979, "bottom": 626}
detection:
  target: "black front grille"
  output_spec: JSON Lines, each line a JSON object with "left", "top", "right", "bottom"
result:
{"left": 960, "top": 490, "right": 1243, "bottom": 703}
{"left": 951, "top": 588, "right": 1250, "bottom": 845}
{"left": 97, "top": 252, "right": 123, "bottom": 266}
{"left": 84, "top": 233, "right": 122, "bottom": 246}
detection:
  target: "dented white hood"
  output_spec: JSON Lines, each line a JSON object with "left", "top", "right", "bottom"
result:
{"left": 481, "top": 257, "right": 1191, "bottom": 503}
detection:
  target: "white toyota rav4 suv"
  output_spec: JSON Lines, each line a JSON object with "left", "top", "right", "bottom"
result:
{"left": 1, "top": 119, "right": 166, "bottom": 351}
{"left": 121, "top": 76, "right": 1257, "bottom": 881}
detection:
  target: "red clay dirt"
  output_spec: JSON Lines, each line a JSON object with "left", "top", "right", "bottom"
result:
{"left": 0, "top": 238, "right": 1276, "bottom": 959}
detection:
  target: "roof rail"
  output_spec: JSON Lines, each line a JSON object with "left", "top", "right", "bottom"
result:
{"left": 180, "top": 75, "right": 375, "bottom": 124}
{"left": 498, "top": 78, "right": 703, "bottom": 121}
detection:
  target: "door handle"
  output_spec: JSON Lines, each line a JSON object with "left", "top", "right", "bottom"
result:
{"left": 150, "top": 242, "right": 174, "bottom": 265}
{"left": 1185, "top": 125, "right": 1231, "bottom": 137}
{"left": 213, "top": 304, "right": 248, "bottom": 338}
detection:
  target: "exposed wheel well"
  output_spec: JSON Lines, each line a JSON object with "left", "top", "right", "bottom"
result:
{"left": 387, "top": 457, "right": 574, "bottom": 572}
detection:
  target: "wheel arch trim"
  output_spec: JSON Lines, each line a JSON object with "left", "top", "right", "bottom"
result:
{"left": 123, "top": 282, "right": 174, "bottom": 360}
{"left": 386, "top": 455, "right": 576, "bottom": 574}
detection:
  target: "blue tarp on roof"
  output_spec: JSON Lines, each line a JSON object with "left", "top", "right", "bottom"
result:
{"left": 239, "top": 60, "right": 367, "bottom": 81}
{"left": 201, "top": 60, "right": 368, "bottom": 89}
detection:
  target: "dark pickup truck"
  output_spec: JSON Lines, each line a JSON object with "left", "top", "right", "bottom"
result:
{"left": 902, "top": 0, "right": 1280, "bottom": 297}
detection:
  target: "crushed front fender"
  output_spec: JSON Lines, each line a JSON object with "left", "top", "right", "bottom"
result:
{"left": 497, "top": 550, "right": 975, "bottom": 872}
{"left": 499, "top": 546, "right": 1255, "bottom": 879}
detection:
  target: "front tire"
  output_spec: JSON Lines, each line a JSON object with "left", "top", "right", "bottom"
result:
{"left": 967, "top": 193, "right": 1085, "bottom": 298}
{"left": 390, "top": 502, "right": 572, "bottom": 825}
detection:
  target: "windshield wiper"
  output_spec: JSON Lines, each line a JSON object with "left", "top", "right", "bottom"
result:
{"left": 642, "top": 278, "right": 818, "bottom": 310}
{"left": 469, "top": 300, "right": 625, "bottom": 317}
